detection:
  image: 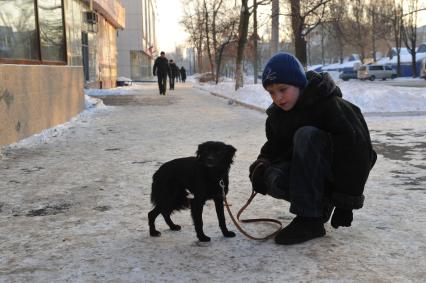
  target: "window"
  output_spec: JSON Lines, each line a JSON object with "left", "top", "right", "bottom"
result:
{"left": 0, "top": 0, "right": 39, "bottom": 60}
{"left": 38, "top": 0, "right": 66, "bottom": 62}
{"left": 0, "top": 0, "right": 66, "bottom": 64}
{"left": 369, "top": 66, "right": 383, "bottom": 71}
{"left": 385, "top": 65, "right": 393, "bottom": 71}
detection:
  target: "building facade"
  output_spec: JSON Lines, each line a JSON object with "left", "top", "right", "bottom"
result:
{"left": 0, "top": 0, "right": 125, "bottom": 147}
{"left": 117, "top": 0, "right": 157, "bottom": 81}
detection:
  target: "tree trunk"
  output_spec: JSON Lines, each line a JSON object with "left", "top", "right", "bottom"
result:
{"left": 253, "top": 0, "right": 258, "bottom": 84}
{"left": 320, "top": 24, "right": 325, "bottom": 66}
{"left": 290, "top": 0, "right": 307, "bottom": 67}
{"left": 197, "top": 44, "right": 203, "bottom": 73}
{"left": 216, "top": 43, "right": 226, "bottom": 84}
{"left": 235, "top": 0, "right": 250, "bottom": 90}
{"left": 203, "top": 0, "right": 214, "bottom": 74}
{"left": 271, "top": 0, "right": 279, "bottom": 56}
{"left": 371, "top": 9, "right": 377, "bottom": 62}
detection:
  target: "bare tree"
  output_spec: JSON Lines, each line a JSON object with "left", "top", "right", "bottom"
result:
{"left": 349, "top": 0, "right": 368, "bottom": 63}
{"left": 215, "top": 10, "right": 239, "bottom": 84}
{"left": 235, "top": 0, "right": 251, "bottom": 90}
{"left": 203, "top": 0, "right": 214, "bottom": 74}
{"left": 287, "top": 0, "right": 332, "bottom": 66}
{"left": 181, "top": 0, "right": 205, "bottom": 73}
{"left": 402, "top": 0, "right": 419, "bottom": 77}
{"left": 234, "top": 0, "right": 270, "bottom": 90}
{"left": 366, "top": 0, "right": 393, "bottom": 62}
{"left": 327, "top": 0, "right": 348, "bottom": 64}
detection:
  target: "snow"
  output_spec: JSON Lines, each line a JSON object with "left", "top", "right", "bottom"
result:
{"left": 3, "top": 95, "right": 105, "bottom": 150}
{"left": 1, "top": 82, "right": 426, "bottom": 282}
{"left": 194, "top": 78, "right": 426, "bottom": 113}
{"left": 378, "top": 52, "right": 426, "bottom": 64}
{"left": 321, "top": 60, "right": 361, "bottom": 70}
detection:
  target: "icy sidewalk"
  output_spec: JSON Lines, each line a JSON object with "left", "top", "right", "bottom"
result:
{"left": 0, "top": 83, "right": 425, "bottom": 282}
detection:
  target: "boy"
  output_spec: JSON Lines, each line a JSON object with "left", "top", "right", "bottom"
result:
{"left": 249, "top": 53, "right": 376, "bottom": 245}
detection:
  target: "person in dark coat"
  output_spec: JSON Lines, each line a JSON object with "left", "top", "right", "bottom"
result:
{"left": 249, "top": 53, "right": 377, "bottom": 245}
{"left": 180, "top": 66, "right": 187, "bottom": 82}
{"left": 153, "top": 51, "right": 171, "bottom": 95}
{"left": 169, "top": 59, "right": 180, "bottom": 90}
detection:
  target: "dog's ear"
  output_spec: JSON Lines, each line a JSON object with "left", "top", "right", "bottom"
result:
{"left": 196, "top": 142, "right": 207, "bottom": 159}
{"left": 226, "top": 144, "right": 237, "bottom": 162}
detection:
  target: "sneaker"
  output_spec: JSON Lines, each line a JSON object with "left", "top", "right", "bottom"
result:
{"left": 275, "top": 216, "right": 325, "bottom": 245}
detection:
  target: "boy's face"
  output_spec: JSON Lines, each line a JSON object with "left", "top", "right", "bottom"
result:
{"left": 266, "top": 83, "right": 300, "bottom": 111}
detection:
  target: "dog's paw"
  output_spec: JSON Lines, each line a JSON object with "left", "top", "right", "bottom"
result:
{"left": 198, "top": 235, "right": 211, "bottom": 242}
{"left": 150, "top": 229, "right": 161, "bottom": 237}
{"left": 223, "top": 230, "right": 236, "bottom": 238}
{"left": 170, "top": 224, "right": 181, "bottom": 231}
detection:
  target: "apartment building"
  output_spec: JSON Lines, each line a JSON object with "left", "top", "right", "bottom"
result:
{"left": 117, "top": 0, "right": 157, "bottom": 81}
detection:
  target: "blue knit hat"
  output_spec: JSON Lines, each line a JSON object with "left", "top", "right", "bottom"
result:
{"left": 262, "top": 52, "right": 307, "bottom": 89}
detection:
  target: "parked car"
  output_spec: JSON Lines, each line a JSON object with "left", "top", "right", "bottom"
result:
{"left": 339, "top": 69, "right": 358, "bottom": 81}
{"left": 421, "top": 59, "right": 426, "bottom": 80}
{"left": 357, "top": 64, "right": 397, "bottom": 81}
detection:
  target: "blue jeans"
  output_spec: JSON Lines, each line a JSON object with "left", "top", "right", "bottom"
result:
{"left": 264, "top": 126, "right": 333, "bottom": 217}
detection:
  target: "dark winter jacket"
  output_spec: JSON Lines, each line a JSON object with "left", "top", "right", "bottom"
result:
{"left": 170, "top": 62, "right": 180, "bottom": 78}
{"left": 153, "top": 56, "right": 171, "bottom": 77}
{"left": 258, "top": 71, "right": 377, "bottom": 210}
{"left": 180, "top": 67, "right": 187, "bottom": 80}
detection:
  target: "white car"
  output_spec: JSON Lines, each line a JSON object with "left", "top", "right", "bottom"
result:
{"left": 357, "top": 64, "right": 397, "bottom": 81}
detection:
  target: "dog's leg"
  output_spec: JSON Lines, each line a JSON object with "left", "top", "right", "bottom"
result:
{"left": 214, "top": 197, "right": 236, "bottom": 238}
{"left": 190, "top": 199, "right": 210, "bottom": 242}
{"left": 148, "top": 206, "right": 162, "bottom": 237}
{"left": 161, "top": 211, "right": 181, "bottom": 231}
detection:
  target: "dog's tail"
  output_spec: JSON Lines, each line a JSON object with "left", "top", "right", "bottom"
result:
{"left": 150, "top": 171, "right": 161, "bottom": 206}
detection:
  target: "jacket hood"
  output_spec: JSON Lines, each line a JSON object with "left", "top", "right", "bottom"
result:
{"left": 296, "top": 71, "right": 342, "bottom": 108}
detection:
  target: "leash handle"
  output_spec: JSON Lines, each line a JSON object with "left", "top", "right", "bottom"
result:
{"left": 223, "top": 190, "right": 282, "bottom": 241}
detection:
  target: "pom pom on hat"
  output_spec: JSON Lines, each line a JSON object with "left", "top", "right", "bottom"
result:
{"left": 262, "top": 52, "right": 307, "bottom": 89}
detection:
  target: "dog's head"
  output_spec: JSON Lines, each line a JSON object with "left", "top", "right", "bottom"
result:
{"left": 196, "top": 141, "right": 236, "bottom": 168}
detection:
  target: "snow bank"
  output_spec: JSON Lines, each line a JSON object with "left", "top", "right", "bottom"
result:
{"left": 195, "top": 80, "right": 426, "bottom": 113}
{"left": 2, "top": 95, "right": 107, "bottom": 150}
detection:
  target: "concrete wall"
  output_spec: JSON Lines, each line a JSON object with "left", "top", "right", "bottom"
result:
{"left": 0, "top": 65, "right": 84, "bottom": 147}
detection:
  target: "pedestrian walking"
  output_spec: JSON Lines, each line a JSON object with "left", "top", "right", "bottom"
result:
{"left": 249, "top": 53, "right": 377, "bottom": 245}
{"left": 180, "top": 66, "right": 187, "bottom": 83}
{"left": 153, "top": 51, "right": 171, "bottom": 95}
{"left": 169, "top": 60, "right": 179, "bottom": 90}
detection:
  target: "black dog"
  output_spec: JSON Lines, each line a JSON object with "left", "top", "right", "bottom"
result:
{"left": 148, "top": 141, "right": 237, "bottom": 242}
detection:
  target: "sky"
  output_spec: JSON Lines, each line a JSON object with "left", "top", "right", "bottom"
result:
{"left": 156, "top": 0, "right": 188, "bottom": 53}
{"left": 154, "top": 1, "right": 426, "bottom": 54}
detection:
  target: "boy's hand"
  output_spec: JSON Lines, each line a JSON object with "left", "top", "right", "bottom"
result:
{"left": 249, "top": 158, "right": 270, "bottom": 179}
{"left": 249, "top": 159, "right": 271, "bottom": 195}
{"left": 331, "top": 208, "right": 353, "bottom": 229}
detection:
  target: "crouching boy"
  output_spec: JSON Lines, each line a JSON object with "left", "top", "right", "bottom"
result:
{"left": 250, "top": 53, "right": 377, "bottom": 245}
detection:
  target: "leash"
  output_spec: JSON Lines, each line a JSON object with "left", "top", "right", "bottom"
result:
{"left": 219, "top": 180, "right": 282, "bottom": 241}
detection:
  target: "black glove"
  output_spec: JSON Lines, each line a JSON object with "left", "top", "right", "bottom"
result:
{"left": 249, "top": 158, "right": 270, "bottom": 195}
{"left": 249, "top": 158, "right": 270, "bottom": 179}
{"left": 331, "top": 208, "right": 353, "bottom": 229}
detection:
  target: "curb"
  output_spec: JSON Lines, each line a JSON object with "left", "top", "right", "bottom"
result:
{"left": 194, "top": 86, "right": 266, "bottom": 114}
